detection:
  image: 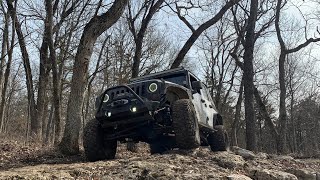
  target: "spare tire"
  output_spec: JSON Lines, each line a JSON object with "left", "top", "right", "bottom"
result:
{"left": 83, "top": 118, "right": 117, "bottom": 161}
{"left": 172, "top": 99, "right": 200, "bottom": 149}
{"left": 207, "top": 125, "right": 229, "bottom": 151}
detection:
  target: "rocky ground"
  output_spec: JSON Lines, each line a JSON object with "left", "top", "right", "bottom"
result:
{"left": 0, "top": 140, "right": 319, "bottom": 180}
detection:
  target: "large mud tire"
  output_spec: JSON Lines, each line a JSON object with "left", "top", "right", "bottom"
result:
{"left": 208, "top": 125, "right": 229, "bottom": 152}
{"left": 172, "top": 99, "right": 200, "bottom": 149}
{"left": 83, "top": 119, "right": 117, "bottom": 161}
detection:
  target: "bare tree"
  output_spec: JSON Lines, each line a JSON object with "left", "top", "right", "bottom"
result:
{"left": 43, "top": 0, "right": 61, "bottom": 145}
{"left": 6, "top": 0, "right": 38, "bottom": 138}
{"left": 0, "top": 5, "right": 15, "bottom": 132}
{"left": 127, "top": 0, "right": 165, "bottom": 78}
{"left": 275, "top": 0, "right": 320, "bottom": 153}
{"left": 170, "top": 0, "right": 240, "bottom": 69}
{"left": 230, "top": 77, "right": 243, "bottom": 146}
{"left": 242, "top": 0, "right": 259, "bottom": 151}
{"left": 59, "top": 0, "right": 129, "bottom": 155}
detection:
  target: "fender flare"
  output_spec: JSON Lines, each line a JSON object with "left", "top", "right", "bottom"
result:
{"left": 165, "top": 86, "right": 190, "bottom": 103}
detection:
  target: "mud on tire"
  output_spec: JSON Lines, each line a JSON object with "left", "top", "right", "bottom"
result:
{"left": 172, "top": 99, "right": 200, "bottom": 149}
{"left": 207, "top": 125, "right": 229, "bottom": 152}
{"left": 83, "top": 118, "right": 117, "bottom": 161}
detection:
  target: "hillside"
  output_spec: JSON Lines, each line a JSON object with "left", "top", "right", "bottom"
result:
{"left": 0, "top": 141, "right": 319, "bottom": 179}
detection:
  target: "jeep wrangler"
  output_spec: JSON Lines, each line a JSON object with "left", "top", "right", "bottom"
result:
{"left": 83, "top": 67, "right": 228, "bottom": 161}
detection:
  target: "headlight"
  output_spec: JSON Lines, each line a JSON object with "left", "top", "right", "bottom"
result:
{"left": 103, "top": 94, "right": 109, "bottom": 102}
{"left": 148, "top": 83, "right": 158, "bottom": 93}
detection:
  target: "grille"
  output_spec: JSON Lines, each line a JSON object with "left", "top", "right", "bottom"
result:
{"left": 108, "top": 84, "right": 146, "bottom": 100}
{"left": 129, "top": 84, "right": 146, "bottom": 96}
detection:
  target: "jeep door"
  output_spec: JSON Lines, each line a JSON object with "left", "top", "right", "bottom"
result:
{"left": 201, "top": 86, "right": 218, "bottom": 128}
{"left": 189, "top": 74, "right": 216, "bottom": 128}
{"left": 194, "top": 83, "right": 217, "bottom": 127}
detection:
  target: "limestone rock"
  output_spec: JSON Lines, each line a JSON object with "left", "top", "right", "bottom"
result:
{"left": 286, "top": 169, "right": 317, "bottom": 180}
{"left": 230, "top": 146, "right": 256, "bottom": 160}
{"left": 211, "top": 151, "right": 245, "bottom": 169}
{"left": 256, "top": 152, "right": 269, "bottom": 159}
{"left": 272, "top": 155, "right": 295, "bottom": 161}
{"left": 250, "top": 168, "right": 298, "bottom": 180}
{"left": 227, "top": 174, "right": 252, "bottom": 180}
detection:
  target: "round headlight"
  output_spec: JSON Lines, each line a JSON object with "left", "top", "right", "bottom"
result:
{"left": 149, "top": 83, "right": 158, "bottom": 93}
{"left": 103, "top": 94, "right": 109, "bottom": 102}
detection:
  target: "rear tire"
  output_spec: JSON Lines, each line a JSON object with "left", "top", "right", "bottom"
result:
{"left": 83, "top": 118, "right": 117, "bottom": 161}
{"left": 172, "top": 99, "right": 200, "bottom": 149}
{"left": 208, "top": 125, "right": 229, "bottom": 151}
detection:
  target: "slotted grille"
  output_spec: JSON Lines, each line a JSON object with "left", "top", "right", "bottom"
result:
{"left": 107, "top": 83, "right": 146, "bottom": 101}
{"left": 129, "top": 83, "right": 145, "bottom": 96}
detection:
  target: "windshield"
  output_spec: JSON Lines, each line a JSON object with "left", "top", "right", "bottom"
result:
{"left": 161, "top": 73, "right": 186, "bottom": 86}
{"left": 130, "top": 71, "right": 188, "bottom": 86}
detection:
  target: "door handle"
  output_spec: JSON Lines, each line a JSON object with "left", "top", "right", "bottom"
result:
{"left": 201, "top": 99, "right": 205, "bottom": 103}
{"left": 209, "top": 104, "right": 213, "bottom": 108}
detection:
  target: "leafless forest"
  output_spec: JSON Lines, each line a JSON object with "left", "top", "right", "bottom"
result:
{"left": 0, "top": 0, "right": 320, "bottom": 158}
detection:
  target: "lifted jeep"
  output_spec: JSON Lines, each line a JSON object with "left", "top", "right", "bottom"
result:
{"left": 83, "top": 67, "right": 228, "bottom": 161}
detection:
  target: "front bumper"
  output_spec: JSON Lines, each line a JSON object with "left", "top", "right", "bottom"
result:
{"left": 95, "top": 85, "right": 160, "bottom": 127}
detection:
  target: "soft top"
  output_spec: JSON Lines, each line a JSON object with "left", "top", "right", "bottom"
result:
{"left": 129, "top": 67, "right": 188, "bottom": 83}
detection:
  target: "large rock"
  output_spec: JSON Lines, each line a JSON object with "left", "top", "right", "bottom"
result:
{"left": 256, "top": 152, "right": 269, "bottom": 159}
{"left": 249, "top": 169, "right": 298, "bottom": 180}
{"left": 227, "top": 174, "right": 252, "bottom": 180}
{"left": 272, "top": 155, "right": 295, "bottom": 161}
{"left": 286, "top": 169, "right": 317, "bottom": 180}
{"left": 211, "top": 151, "right": 245, "bottom": 169}
{"left": 230, "top": 146, "right": 256, "bottom": 160}
{"left": 123, "top": 160, "right": 179, "bottom": 179}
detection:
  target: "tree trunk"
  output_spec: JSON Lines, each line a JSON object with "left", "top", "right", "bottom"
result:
{"left": 42, "top": 0, "right": 62, "bottom": 145}
{"left": 84, "top": 37, "right": 107, "bottom": 120}
{"left": 274, "top": 0, "right": 288, "bottom": 154}
{"left": 231, "top": 40, "right": 279, "bottom": 151}
{"left": 59, "top": 0, "right": 128, "bottom": 155}
{"left": 7, "top": 0, "right": 38, "bottom": 138}
{"left": 274, "top": 0, "right": 320, "bottom": 154}
{"left": 42, "top": 99, "right": 49, "bottom": 141}
{"left": 253, "top": 88, "right": 279, "bottom": 141}
{"left": 290, "top": 93, "right": 297, "bottom": 153}
{"left": 37, "top": 11, "right": 51, "bottom": 142}
{"left": 45, "top": 104, "right": 54, "bottom": 144}
{"left": 278, "top": 52, "right": 287, "bottom": 153}
{"left": 0, "top": 10, "right": 10, "bottom": 132}
{"left": 0, "top": 24, "right": 14, "bottom": 133}
{"left": 231, "top": 77, "right": 243, "bottom": 146}
{"left": 242, "top": 0, "right": 258, "bottom": 151}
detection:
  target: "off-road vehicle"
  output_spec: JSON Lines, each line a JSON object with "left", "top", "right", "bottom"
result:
{"left": 83, "top": 67, "right": 228, "bottom": 161}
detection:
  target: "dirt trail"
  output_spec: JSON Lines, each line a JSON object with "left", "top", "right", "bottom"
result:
{"left": 0, "top": 141, "right": 319, "bottom": 179}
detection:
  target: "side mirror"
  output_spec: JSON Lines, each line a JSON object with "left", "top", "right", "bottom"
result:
{"left": 192, "top": 81, "right": 202, "bottom": 91}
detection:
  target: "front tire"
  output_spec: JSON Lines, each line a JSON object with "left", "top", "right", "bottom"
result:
{"left": 83, "top": 118, "right": 117, "bottom": 161}
{"left": 172, "top": 99, "right": 200, "bottom": 149}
